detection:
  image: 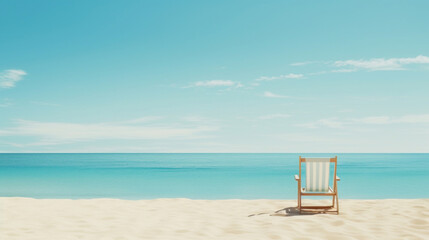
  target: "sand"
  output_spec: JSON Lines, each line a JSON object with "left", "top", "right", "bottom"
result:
{"left": 1, "top": 198, "right": 428, "bottom": 240}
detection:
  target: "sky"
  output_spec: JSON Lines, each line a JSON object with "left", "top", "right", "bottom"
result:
{"left": 1, "top": 0, "right": 429, "bottom": 153}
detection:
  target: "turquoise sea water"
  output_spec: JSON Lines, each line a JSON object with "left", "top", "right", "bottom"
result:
{"left": 0, "top": 153, "right": 428, "bottom": 199}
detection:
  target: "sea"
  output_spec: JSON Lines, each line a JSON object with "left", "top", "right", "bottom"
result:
{"left": 0, "top": 153, "right": 428, "bottom": 199}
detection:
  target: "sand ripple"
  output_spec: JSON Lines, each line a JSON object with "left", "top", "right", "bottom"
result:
{"left": 1, "top": 198, "right": 428, "bottom": 240}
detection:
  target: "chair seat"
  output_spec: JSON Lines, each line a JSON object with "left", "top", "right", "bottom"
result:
{"left": 301, "top": 187, "right": 335, "bottom": 195}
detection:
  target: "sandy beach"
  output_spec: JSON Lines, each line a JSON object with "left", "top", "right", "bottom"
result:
{"left": 1, "top": 198, "right": 428, "bottom": 240}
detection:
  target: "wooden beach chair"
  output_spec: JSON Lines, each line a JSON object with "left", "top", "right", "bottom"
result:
{"left": 294, "top": 156, "right": 340, "bottom": 214}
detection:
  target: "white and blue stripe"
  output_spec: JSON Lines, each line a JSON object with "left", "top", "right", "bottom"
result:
{"left": 305, "top": 158, "right": 330, "bottom": 192}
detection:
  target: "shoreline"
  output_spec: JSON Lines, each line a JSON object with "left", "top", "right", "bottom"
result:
{"left": 2, "top": 196, "right": 429, "bottom": 200}
{"left": 1, "top": 198, "right": 428, "bottom": 239}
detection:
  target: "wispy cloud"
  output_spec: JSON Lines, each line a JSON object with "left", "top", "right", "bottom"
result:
{"left": 181, "top": 116, "right": 216, "bottom": 123}
{"left": 118, "top": 116, "right": 164, "bottom": 124}
{"left": 290, "top": 61, "right": 314, "bottom": 66}
{"left": 355, "top": 116, "right": 391, "bottom": 124}
{"left": 0, "top": 69, "right": 27, "bottom": 88}
{"left": 188, "top": 80, "right": 243, "bottom": 88}
{"left": 331, "top": 69, "right": 357, "bottom": 73}
{"left": 263, "top": 91, "right": 290, "bottom": 98}
{"left": 258, "top": 114, "right": 290, "bottom": 120}
{"left": 256, "top": 73, "right": 303, "bottom": 81}
{"left": 297, "top": 114, "right": 429, "bottom": 129}
{"left": 30, "top": 101, "right": 60, "bottom": 107}
{"left": 195, "top": 80, "right": 235, "bottom": 87}
{"left": 334, "top": 55, "right": 429, "bottom": 71}
{"left": 0, "top": 98, "right": 13, "bottom": 107}
{"left": 296, "top": 118, "right": 345, "bottom": 129}
{"left": 0, "top": 118, "right": 218, "bottom": 146}
{"left": 291, "top": 55, "right": 429, "bottom": 74}
{"left": 355, "top": 114, "right": 429, "bottom": 124}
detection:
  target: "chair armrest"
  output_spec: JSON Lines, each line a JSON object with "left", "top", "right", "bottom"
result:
{"left": 336, "top": 176, "right": 340, "bottom": 181}
{"left": 295, "top": 175, "right": 300, "bottom": 181}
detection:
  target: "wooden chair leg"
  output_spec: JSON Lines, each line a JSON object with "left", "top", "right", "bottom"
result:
{"left": 297, "top": 181, "right": 301, "bottom": 211}
{"left": 336, "top": 193, "right": 339, "bottom": 214}
{"left": 332, "top": 195, "right": 335, "bottom": 208}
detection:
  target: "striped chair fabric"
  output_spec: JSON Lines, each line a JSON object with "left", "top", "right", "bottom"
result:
{"left": 305, "top": 158, "right": 331, "bottom": 192}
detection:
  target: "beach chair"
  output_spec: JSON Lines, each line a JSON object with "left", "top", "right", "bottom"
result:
{"left": 294, "top": 156, "right": 340, "bottom": 214}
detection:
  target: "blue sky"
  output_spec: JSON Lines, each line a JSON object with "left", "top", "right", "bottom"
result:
{"left": 1, "top": 0, "right": 429, "bottom": 152}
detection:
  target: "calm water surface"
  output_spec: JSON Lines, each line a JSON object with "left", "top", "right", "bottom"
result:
{"left": 0, "top": 153, "right": 428, "bottom": 199}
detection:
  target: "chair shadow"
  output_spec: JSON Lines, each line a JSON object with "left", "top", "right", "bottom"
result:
{"left": 248, "top": 207, "right": 320, "bottom": 217}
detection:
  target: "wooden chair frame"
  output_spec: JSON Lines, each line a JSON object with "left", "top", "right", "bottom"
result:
{"left": 294, "top": 156, "right": 340, "bottom": 214}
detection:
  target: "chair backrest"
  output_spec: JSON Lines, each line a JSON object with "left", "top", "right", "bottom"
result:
{"left": 299, "top": 156, "right": 337, "bottom": 192}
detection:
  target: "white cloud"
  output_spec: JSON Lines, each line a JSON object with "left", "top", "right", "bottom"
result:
{"left": 355, "top": 116, "right": 391, "bottom": 124}
{"left": 317, "top": 118, "right": 345, "bottom": 128}
{"left": 235, "top": 82, "right": 244, "bottom": 88}
{"left": 0, "top": 103, "right": 12, "bottom": 107}
{"left": 297, "top": 114, "right": 429, "bottom": 129}
{"left": 195, "top": 80, "right": 234, "bottom": 87}
{"left": 182, "top": 80, "right": 243, "bottom": 89}
{"left": 193, "top": 80, "right": 241, "bottom": 87}
{"left": 290, "top": 61, "right": 314, "bottom": 66}
{"left": 0, "top": 119, "right": 218, "bottom": 146}
{"left": 258, "top": 114, "right": 290, "bottom": 120}
{"left": 355, "top": 114, "right": 429, "bottom": 124}
{"left": 119, "top": 116, "right": 164, "bottom": 124}
{"left": 308, "top": 71, "right": 328, "bottom": 76}
{"left": 334, "top": 55, "right": 429, "bottom": 71}
{"left": 182, "top": 116, "right": 209, "bottom": 123}
{"left": 296, "top": 118, "right": 345, "bottom": 129}
{"left": 395, "top": 114, "right": 429, "bottom": 123}
{"left": 0, "top": 98, "right": 13, "bottom": 107}
{"left": 290, "top": 55, "right": 429, "bottom": 76}
{"left": 331, "top": 69, "right": 357, "bottom": 73}
{"left": 256, "top": 73, "right": 303, "bottom": 81}
{"left": 29, "top": 101, "right": 60, "bottom": 107}
{"left": 263, "top": 91, "right": 290, "bottom": 98}
{"left": 0, "top": 69, "right": 27, "bottom": 88}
